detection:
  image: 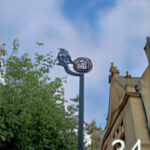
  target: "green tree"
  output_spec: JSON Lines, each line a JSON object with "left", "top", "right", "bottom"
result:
{"left": 0, "top": 41, "right": 78, "bottom": 150}
{"left": 85, "top": 120, "right": 102, "bottom": 150}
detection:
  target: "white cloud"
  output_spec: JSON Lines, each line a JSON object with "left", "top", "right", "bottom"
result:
{"left": 0, "top": 0, "right": 150, "bottom": 127}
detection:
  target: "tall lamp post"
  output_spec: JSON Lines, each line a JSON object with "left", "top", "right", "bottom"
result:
{"left": 57, "top": 48, "right": 92, "bottom": 150}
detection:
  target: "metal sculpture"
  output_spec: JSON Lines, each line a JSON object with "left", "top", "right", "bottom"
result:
{"left": 57, "top": 48, "right": 92, "bottom": 150}
{"left": 57, "top": 48, "right": 73, "bottom": 66}
{"left": 73, "top": 57, "right": 93, "bottom": 73}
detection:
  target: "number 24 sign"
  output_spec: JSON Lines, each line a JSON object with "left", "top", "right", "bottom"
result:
{"left": 112, "top": 139, "right": 141, "bottom": 150}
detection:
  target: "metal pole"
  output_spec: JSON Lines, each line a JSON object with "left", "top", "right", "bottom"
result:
{"left": 78, "top": 75, "right": 84, "bottom": 150}
{"left": 57, "top": 49, "right": 92, "bottom": 150}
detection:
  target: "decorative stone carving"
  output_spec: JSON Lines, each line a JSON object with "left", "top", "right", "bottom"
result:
{"left": 109, "top": 62, "right": 119, "bottom": 83}
{"left": 125, "top": 71, "right": 131, "bottom": 79}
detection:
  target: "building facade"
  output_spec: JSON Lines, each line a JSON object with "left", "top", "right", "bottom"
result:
{"left": 101, "top": 37, "right": 150, "bottom": 150}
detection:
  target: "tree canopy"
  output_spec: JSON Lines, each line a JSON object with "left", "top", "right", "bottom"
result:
{"left": 0, "top": 41, "right": 78, "bottom": 150}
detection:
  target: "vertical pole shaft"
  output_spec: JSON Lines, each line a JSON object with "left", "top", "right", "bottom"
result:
{"left": 78, "top": 75, "right": 84, "bottom": 150}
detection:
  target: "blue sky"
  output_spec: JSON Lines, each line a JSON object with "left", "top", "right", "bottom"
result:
{"left": 0, "top": 0, "right": 150, "bottom": 128}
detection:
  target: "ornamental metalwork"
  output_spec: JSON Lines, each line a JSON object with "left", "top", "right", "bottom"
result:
{"left": 73, "top": 57, "right": 93, "bottom": 74}
{"left": 57, "top": 48, "right": 73, "bottom": 66}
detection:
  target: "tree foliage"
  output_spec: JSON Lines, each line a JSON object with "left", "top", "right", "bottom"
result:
{"left": 0, "top": 41, "right": 78, "bottom": 150}
{"left": 85, "top": 120, "right": 102, "bottom": 150}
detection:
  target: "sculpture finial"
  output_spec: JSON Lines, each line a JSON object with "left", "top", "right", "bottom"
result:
{"left": 109, "top": 62, "right": 119, "bottom": 83}
{"left": 125, "top": 71, "right": 131, "bottom": 78}
{"left": 109, "top": 62, "right": 119, "bottom": 74}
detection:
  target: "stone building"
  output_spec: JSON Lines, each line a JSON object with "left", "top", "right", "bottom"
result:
{"left": 101, "top": 37, "right": 150, "bottom": 150}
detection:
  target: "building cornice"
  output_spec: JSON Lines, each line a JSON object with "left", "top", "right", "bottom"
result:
{"left": 101, "top": 92, "right": 140, "bottom": 149}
